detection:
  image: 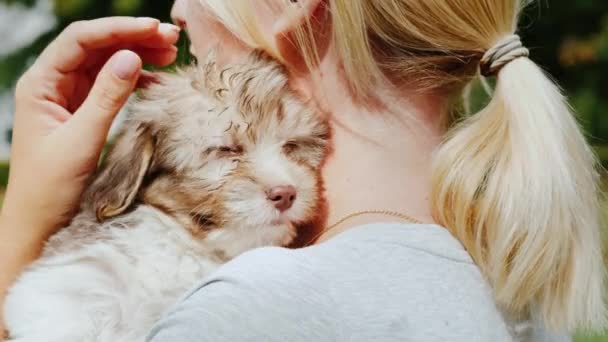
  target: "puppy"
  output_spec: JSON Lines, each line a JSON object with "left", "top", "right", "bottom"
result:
{"left": 3, "top": 52, "right": 329, "bottom": 342}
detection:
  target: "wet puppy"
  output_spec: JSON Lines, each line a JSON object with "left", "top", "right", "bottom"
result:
{"left": 4, "top": 52, "right": 329, "bottom": 342}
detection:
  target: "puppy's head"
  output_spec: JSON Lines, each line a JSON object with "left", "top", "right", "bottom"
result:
{"left": 86, "top": 52, "right": 329, "bottom": 249}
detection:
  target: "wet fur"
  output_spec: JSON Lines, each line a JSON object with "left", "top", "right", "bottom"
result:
{"left": 4, "top": 52, "right": 329, "bottom": 342}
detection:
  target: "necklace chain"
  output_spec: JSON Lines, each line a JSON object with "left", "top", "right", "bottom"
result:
{"left": 306, "top": 210, "right": 423, "bottom": 246}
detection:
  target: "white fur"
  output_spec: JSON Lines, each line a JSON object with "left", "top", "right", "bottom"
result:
{"left": 4, "top": 206, "right": 293, "bottom": 342}
{"left": 4, "top": 55, "right": 327, "bottom": 341}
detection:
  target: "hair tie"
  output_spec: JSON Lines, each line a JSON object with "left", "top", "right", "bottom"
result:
{"left": 480, "top": 34, "right": 529, "bottom": 77}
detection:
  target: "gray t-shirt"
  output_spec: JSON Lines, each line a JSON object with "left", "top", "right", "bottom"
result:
{"left": 146, "top": 223, "right": 569, "bottom": 342}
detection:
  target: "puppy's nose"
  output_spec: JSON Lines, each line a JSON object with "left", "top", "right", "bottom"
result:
{"left": 267, "top": 185, "right": 297, "bottom": 212}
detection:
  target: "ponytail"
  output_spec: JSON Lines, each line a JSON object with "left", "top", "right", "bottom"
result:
{"left": 201, "top": 0, "right": 607, "bottom": 333}
{"left": 432, "top": 39, "right": 606, "bottom": 331}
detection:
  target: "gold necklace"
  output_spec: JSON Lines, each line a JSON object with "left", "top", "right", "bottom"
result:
{"left": 306, "top": 210, "right": 423, "bottom": 246}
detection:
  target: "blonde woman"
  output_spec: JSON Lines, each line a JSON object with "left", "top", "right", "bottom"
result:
{"left": 0, "top": 0, "right": 605, "bottom": 341}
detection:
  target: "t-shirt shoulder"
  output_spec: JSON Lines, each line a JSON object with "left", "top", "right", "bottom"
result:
{"left": 147, "top": 246, "right": 341, "bottom": 341}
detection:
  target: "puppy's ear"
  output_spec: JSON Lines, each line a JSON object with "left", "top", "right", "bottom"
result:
{"left": 88, "top": 124, "right": 155, "bottom": 222}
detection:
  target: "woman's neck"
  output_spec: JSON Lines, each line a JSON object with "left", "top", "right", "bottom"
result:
{"left": 293, "top": 52, "right": 447, "bottom": 243}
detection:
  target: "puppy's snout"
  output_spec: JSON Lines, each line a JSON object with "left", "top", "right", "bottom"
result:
{"left": 267, "top": 185, "right": 297, "bottom": 212}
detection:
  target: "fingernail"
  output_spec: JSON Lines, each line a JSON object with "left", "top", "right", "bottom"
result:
{"left": 111, "top": 50, "right": 141, "bottom": 80}
{"left": 137, "top": 17, "right": 160, "bottom": 27}
{"left": 159, "top": 23, "right": 181, "bottom": 34}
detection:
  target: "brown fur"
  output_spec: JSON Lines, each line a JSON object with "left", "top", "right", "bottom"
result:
{"left": 81, "top": 51, "right": 329, "bottom": 241}
{"left": 5, "top": 52, "right": 331, "bottom": 342}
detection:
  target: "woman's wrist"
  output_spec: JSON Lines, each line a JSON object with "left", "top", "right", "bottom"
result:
{"left": 0, "top": 187, "right": 65, "bottom": 342}
{"left": 0, "top": 190, "right": 63, "bottom": 278}
{"left": 0, "top": 194, "right": 56, "bottom": 244}
{"left": 0, "top": 211, "right": 48, "bottom": 254}
{"left": 0, "top": 202, "right": 49, "bottom": 342}
{"left": 0, "top": 206, "right": 49, "bottom": 270}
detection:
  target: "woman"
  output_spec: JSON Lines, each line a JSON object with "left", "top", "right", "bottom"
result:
{"left": 1, "top": 0, "right": 605, "bottom": 340}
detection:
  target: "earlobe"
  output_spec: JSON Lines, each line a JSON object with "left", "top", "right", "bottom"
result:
{"left": 272, "top": 0, "right": 330, "bottom": 71}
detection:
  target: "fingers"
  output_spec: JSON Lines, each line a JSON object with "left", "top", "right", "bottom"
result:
{"left": 137, "top": 47, "right": 179, "bottom": 66}
{"left": 66, "top": 50, "right": 141, "bottom": 146}
{"left": 81, "top": 45, "right": 178, "bottom": 71}
{"left": 135, "top": 24, "right": 181, "bottom": 48}
{"left": 38, "top": 17, "right": 179, "bottom": 74}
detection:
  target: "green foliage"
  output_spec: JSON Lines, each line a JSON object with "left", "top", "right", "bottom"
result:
{"left": 54, "top": 0, "right": 91, "bottom": 18}
{"left": 111, "top": 0, "right": 143, "bottom": 16}
{"left": 0, "top": 2, "right": 607, "bottom": 340}
{"left": 575, "top": 332, "right": 608, "bottom": 342}
{"left": 2, "top": 1, "right": 605, "bottom": 147}
{"left": 0, "top": 0, "right": 37, "bottom": 6}
{"left": 0, "top": 0, "right": 177, "bottom": 92}
{"left": 519, "top": 2, "right": 608, "bottom": 146}
{"left": 0, "top": 32, "right": 53, "bottom": 91}
{"left": 0, "top": 162, "right": 8, "bottom": 187}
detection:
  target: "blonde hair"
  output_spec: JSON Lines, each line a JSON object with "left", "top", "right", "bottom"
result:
{"left": 202, "top": 0, "right": 606, "bottom": 332}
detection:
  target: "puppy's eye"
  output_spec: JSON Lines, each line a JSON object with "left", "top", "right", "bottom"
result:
{"left": 283, "top": 141, "right": 299, "bottom": 154}
{"left": 217, "top": 145, "right": 244, "bottom": 157}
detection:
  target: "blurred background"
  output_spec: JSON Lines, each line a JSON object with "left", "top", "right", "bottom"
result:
{"left": 0, "top": 1, "right": 607, "bottom": 340}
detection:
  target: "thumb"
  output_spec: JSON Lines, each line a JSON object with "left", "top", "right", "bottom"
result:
{"left": 69, "top": 50, "right": 142, "bottom": 143}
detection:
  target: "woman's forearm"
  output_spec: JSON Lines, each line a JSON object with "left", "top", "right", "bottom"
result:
{"left": 0, "top": 204, "right": 53, "bottom": 339}
{"left": 0, "top": 17, "right": 179, "bottom": 341}
{"left": 0, "top": 221, "right": 46, "bottom": 327}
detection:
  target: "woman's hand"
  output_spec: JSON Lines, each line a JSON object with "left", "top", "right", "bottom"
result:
{"left": 0, "top": 17, "right": 180, "bottom": 337}
{"left": 2, "top": 17, "right": 179, "bottom": 236}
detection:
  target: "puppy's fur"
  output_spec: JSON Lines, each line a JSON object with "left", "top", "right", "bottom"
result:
{"left": 4, "top": 52, "right": 329, "bottom": 342}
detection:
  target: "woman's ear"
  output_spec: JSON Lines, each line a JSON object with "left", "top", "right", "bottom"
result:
{"left": 272, "top": 0, "right": 330, "bottom": 72}
{"left": 87, "top": 123, "right": 155, "bottom": 222}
